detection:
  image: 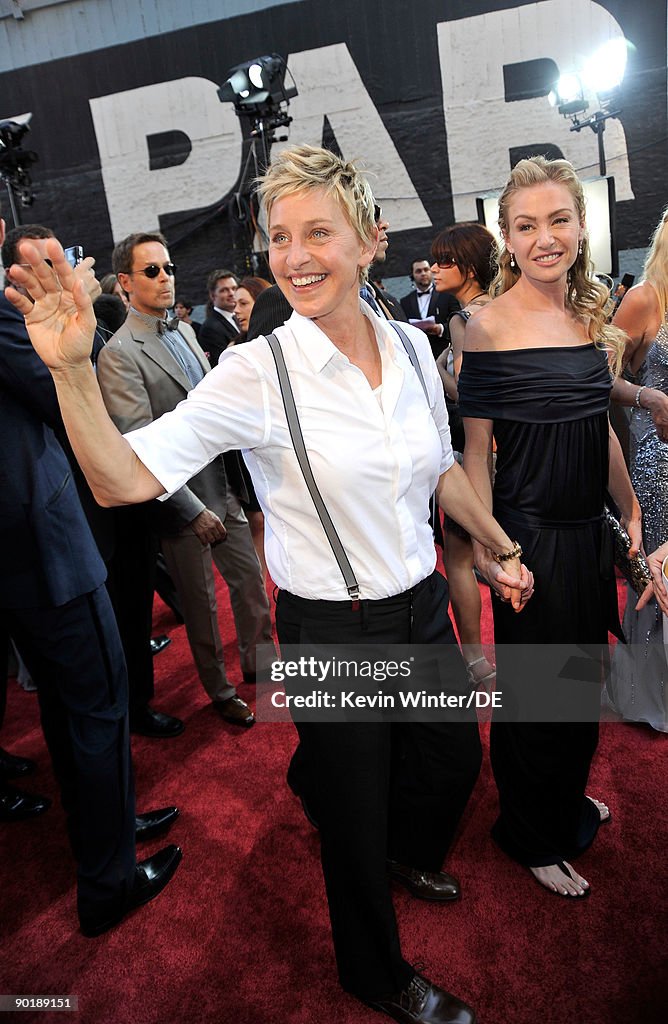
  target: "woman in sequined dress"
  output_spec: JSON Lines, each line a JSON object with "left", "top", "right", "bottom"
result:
{"left": 608, "top": 207, "right": 668, "bottom": 732}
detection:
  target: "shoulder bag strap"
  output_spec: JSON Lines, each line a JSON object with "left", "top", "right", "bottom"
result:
{"left": 387, "top": 321, "right": 430, "bottom": 404}
{"left": 265, "top": 332, "right": 360, "bottom": 604}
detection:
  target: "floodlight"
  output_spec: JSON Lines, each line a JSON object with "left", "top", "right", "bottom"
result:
{"left": 582, "top": 38, "right": 628, "bottom": 97}
{"left": 549, "top": 73, "right": 588, "bottom": 117}
{"left": 218, "top": 54, "right": 297, "bottom": 120}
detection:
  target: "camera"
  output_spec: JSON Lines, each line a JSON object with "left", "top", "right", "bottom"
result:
{"left": 64, "top": 245, "right": 84, "bottom": 268}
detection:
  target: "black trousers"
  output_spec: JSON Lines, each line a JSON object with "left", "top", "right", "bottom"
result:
{"left": 276, "top": 571, "right": 482, "bottom": 999}
{"left": 105, "top": 504, "right": 158, "bottom": 714}
{"left": 6, "top": 585, "right": 136, "bottom": 926}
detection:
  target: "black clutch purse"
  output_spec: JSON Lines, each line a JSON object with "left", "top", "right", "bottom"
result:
{"left": 604, "top": 506, "right": 652, "bottom": 596}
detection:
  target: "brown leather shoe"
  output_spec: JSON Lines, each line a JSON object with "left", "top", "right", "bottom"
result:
{"left": 365, "top": 973, "right": 476, "bottom": 1024}
{"left": 388, "top": 861, "right": 460, "bottom": 902}
{"left": 214, "top": 695, "right": 255, "bottom": 728}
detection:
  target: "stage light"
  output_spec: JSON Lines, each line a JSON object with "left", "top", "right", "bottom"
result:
{"left": 582, "top": 38, "right": 628, "bottom": 98}
{"left": 218, "top": 54, "right": 296, "bottom": 118}
{"left": 548, "top": 73, "right": 588, "bottom": 117}
{"left": 547, "top": 38, "right": 628, "bottom": 176}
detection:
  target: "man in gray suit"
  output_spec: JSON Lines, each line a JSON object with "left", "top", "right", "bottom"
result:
{"left": 97, "top": 232, "right": 273, "bottom": 728}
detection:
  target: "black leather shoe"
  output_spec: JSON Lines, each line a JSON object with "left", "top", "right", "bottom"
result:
{"left": 150, "top": 635, "right": 172, "bottom": 656}
{"left": 388, "top": 861, "right": 460, "bottom": 902}
{"left": 80, "top": 844, "right": 182, "bottom": 937}
{"left": 135, "top": 806, "right": 179, "bottom": 842}
{"left": 0, "top": 785, "right": 51, "bottom": 821}
{"left": 214, "top": 696, "right": 255, "bottom": 728}
{"left": 130, "top": 705, "right": 185, "bottom": 738}
{"left": 364, "top": 974, "right": 476, "bottom": 1024}
{"left": 0, "top": 746, "right": 36, "bottom": 778}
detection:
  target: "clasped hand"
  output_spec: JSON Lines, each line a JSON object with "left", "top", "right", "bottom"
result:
{"left": 475, "top": 552, "right": 535, "bottom": 613}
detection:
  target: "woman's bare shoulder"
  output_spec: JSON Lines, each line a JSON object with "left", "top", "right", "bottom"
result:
{"left": 612, "top": 280, "right": 662, "bottom": 345}
{"left": 614, "top": 280, "right": 660, "bottom": 320}
{"left": 462, "top": 297, "right": 508, "bottom": 351}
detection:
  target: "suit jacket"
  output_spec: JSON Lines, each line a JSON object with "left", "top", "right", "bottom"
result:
{"left": 198, "top": 308, "right": 239, "bottom": 366}
{"left": 400, "top": 287, "right": 460, "bottom": 358}
{"left": 96, "top": 311, "right": 229, "bottom": 534}
{"left": 368, "top": 282, "right": 408, "bottom": 323}
{"left": 0, "top": 294, "right": 106, "bottom": 608}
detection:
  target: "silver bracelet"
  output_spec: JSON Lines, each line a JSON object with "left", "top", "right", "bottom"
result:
{"left": 635, "top": 385, "right": 646, "bottom": 408}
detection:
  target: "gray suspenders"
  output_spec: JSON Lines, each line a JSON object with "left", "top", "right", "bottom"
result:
{"left": 265, "top": 323, "right": 432, "bottom": 606}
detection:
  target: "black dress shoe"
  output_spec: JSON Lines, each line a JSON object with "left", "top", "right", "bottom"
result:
{"left": 0, "top": 746, "right": 36, "bottom": 778}
{"left": 364, "top": 973, "right": 477, "bottom": 1024}
{"left": 80, "top": 844, "right": 182, "bottom": 938}
{"left": 0, "top": 785, "right": 51, "bottom": 821}
{"left": 135, "top": 806, "right": 179, "bottom": 842}
{"left": 150, "top": 634, "right": 172, "bottom": 656}
{"left": 130, "top": 705, "right": 185, "bottom": 738}
{"left": 214, "top": 696, "right": 255, "bottom": 728}
{"left": 388, "top": 861, "right": 460, "bottom": 902}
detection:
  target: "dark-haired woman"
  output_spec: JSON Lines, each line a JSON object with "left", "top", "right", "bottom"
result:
{"left": 232, "top": 276, "right": 271, "bottom": 343}
{"left": 431, "top": 223, "right": 499, "bottom": 689}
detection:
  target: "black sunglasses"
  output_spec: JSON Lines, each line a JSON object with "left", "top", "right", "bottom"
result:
{"left": 374, "top": 204, "right": 382, "bottom": 223}
{"left": 130, "top": 262, "right": 177, "bottom": 278}
{"left": 434, "top": 254, "right": 457, "bottom": 269}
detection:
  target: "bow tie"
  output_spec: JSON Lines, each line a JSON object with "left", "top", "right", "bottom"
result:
{"left": 157, "top": 317, "right": 181, "bottom": 336}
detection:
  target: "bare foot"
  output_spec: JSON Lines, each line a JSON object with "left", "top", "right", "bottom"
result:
{"left": 530, "top": 862, "right": 589, "bottom": 897}
{"left": 586, "top": 796, "right": 610, "bottom": 822}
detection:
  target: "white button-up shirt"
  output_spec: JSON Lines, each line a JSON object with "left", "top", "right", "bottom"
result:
{"left": 125, "top": 302, "right": 454, "bottom": 600}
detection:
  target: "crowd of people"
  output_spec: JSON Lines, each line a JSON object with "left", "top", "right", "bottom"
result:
{"left": 1, "top": 143, "right": 666, "bottom": 1024}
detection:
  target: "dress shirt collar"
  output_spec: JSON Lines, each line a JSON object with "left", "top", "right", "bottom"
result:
{"left": 286, "top": 300, "right": 397, "bottom": 375}
{"left": 129, "top": 305, "right": 171, "bottom": 334}
{"left": 214, "top": 306, "right": 238, "bottom": 328}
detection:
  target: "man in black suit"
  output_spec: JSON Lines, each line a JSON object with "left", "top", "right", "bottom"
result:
{"left": 198, "top": 269, "right": 240, "bottom": 366}
{"left": 400, "top": 258, "right": 459, "bottom": 359}
{"left": 1, "top": 222, "right": 181, "bottom": 741}
{"left": 0, "top": 215, "right": 181, "bottom": 934}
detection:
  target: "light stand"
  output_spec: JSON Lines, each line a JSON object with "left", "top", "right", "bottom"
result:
{"left": 0, "top": 116, "right": 38, "bottom": 227}
{"left": 568, "top": 105, "right": 621, "bottom": 177}
{"left": 218, "top": 55, "right": 297, "bottom": 275}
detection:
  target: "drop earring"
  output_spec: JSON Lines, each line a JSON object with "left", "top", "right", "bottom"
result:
{"left": 578, "top": 241, "right": 583, "bottom": 256}
{"left": 510, "top": 253, "right": 516, "bottom": 269}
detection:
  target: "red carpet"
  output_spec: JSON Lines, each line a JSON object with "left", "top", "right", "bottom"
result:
{"left": 1, "top": 569, "right": 667, "bottom": 1024}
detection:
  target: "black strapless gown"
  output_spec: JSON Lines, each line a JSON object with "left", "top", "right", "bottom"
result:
{"left": 458, "top": 344, "right": 619, "bottom": 866}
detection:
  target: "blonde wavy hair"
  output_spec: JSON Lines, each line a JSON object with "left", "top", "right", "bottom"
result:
{"left": 256, "top": 144, "right": 377, "bottom": 284}
{"left": 492, "top": 156, "right": 626, "bottom": 375}
{"left": 642, "top": 205, "right": 668, "bottom": 317}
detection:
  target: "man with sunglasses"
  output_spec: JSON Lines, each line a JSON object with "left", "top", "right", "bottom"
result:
{"left": 359, "top": 205, "right": 407, "bottom": 322}
{"left": 97, "top": 232, "right": 273, "bottom": 730}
